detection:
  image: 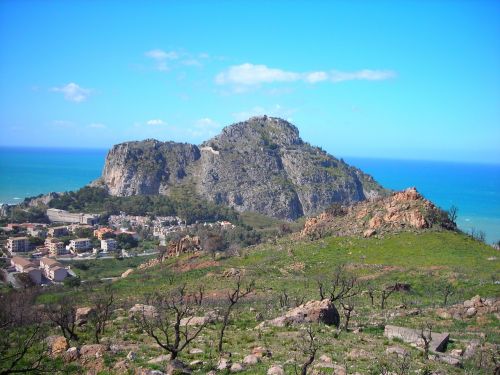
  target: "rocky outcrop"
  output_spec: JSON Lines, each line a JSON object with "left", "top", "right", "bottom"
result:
{"left": 301, "top": 187, "right": 456, "bottom": 238}
{"left": 435, "top": 295, "right": 499, "bottom": 321}
{"left": 97, "top": 116, "right": 386, "bottom": 220}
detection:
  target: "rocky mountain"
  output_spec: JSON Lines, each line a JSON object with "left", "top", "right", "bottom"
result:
{"left": 300, "top": 187, "right": 456, "bottom": 239}
{"left": 96, "top": 116, "right": 387, "bottom": 220}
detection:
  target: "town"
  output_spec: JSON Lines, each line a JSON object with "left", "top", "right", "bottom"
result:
{"left": 0, "top": 207, "right": 235, "bottom": 287}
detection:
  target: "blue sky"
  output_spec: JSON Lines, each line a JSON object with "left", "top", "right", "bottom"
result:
{"left": 0, "top": 0, "right": 499, "bottom": 163}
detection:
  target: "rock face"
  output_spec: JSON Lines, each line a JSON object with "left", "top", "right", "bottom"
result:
{"left": 301, "top": 187, "right": 456, "bottom": 238}
{"left": 97, "top": 116, "right": 386, "bottom": 220}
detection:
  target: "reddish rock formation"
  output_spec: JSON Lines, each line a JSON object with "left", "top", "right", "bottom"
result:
{"left": 301, "top": 187, "right": 455, "bottom": 239}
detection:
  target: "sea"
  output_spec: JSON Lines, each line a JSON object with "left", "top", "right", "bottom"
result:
{"left": 0, "top": 147, "right": 499, "bottom": 244}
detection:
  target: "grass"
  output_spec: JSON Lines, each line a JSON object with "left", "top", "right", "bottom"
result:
{"left": 28, "top": 230, "right": 500, "bottom": 374}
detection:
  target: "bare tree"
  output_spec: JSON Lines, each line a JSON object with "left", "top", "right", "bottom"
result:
{"left": 45, "top": 296, "right": 79, "bottom": 342}
{"left": 193, "top": 285, "right": 205, "bottom": 306}
{"left": 316, "top": 265, "right": 359, "bottom": 303}
{"left": 447, "top": 205, "right": 458, "bottom": 223}
{"left": 380, "top": 288, "right": 395, "bottom": 310}
{"left": 367, "top": 285, "right": 376, "bottom": 307}
{"left": 294, "top": 325, "right": 318, "bottom": 375}
{"left": 134, "top": 285, "right": 207, "bottom": 360}
{"left": 88, "top": 285, "right": 114, "bottom": 343}
{"left": 420, "top": 323, "right": 433, "bottom": 360}
{"left": 340, "top": 299, "right": 355, "bottom": 331}
{"left": 436, "top": 281, "right": 455, "bottom": 306}
{"left": 0, "top": 289, "right": 51, "bottom": 374}
{"left": 217, "top": 276, "right": 254, "bottom": 353}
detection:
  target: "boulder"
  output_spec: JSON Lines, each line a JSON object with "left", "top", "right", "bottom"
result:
{"left": 189, "top": 348, "right": 203, "bottom": 354}
{"left": 121, "top": 268, "right": 134, "bottom": 278}
{"left": 463, "top": 339, "right": 480, "bottom": 359}
{"left": 165, "top": 359, "right": 192, "bottom": 375}
{"left": 45, "top": 335, "right": 69, "bottom": 356}
{"left": 129, "top": 304, "right": 158, "bottom": 318}
{"left": 75, "top": 306, "right": 94, "bottom": 325}
{"left": 179, "top": 315, "right": 214, "bottom": 326}
{"left": 148, "top": 354, "right": 171, "bottom": 364}
{"left": 217, "top": 357, "right": 232, "bottom": 370}
{"left": 189, "top": 360, "right": 203, "bottom": 367}
{"left": 258, "top": 299, "right": 340, "bottom": 328}
{"left": 318, "top": 354, "right": 332, "bottom": 363}
{"left": 63, "top": 347, "right": 79, "bottom": 362}
{"left": 465, "top": 307, "right": 477, "bottom": 318}
{"left": 384, "top": 325, "right": 449, "bottom": 352}
{"left": 386, "top": 346, "right": 408, "bottom": 357}
{"left": 80, "top": 344, "right": 107, "bottom": 359}
{"left": 267, "top": 365, "right": 285, "bottom": 375}
{"left": 230, "top": 363, "right": 244, "bottom": 372}
{"left": 252, "top": 346, "right": 272, "bottom": 358}
{"left": 243, "top": 354, "right": 260, "bottom": 365}
{"left": 363, "top": 229, "right": 376, "bottom": 238}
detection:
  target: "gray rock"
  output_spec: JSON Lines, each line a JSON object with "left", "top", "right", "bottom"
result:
{"left": 258, "top": 299, "right": 340, "bottom": 328}
{"left": 267, "top": 365, "right": 285, "bottom": 375}
{"left": 384, "top": 325, "right": 449, "bottom": 352}
{"left": 230, "top": 363, "right": 244, "bottom": 372}
{"left": 217, "top": 357, "right": 232, "bottom": 370}
{"left": 127, "top": 351, "right": 137, "bottom": 361}
{"left": 165, "top": 359, "right": 191, "bottom": 375}
{"left": 189, "top": 348, "right": 203, "bottom": 354}
{"left": 98, "top": 117, "right": 385, "bottom": 220}
{"left": 243, "top": 354, "right": 260, "bottom": 365}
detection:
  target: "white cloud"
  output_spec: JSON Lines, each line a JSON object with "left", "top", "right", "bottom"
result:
{"left": 330, "top": 69, "right": 396, "bottom": 82}
{"left": 52, "top": 120, "right": 75, "bottom": 128}
{"left": 146, "top": 119, "right": 166, "bottom": 126}
{"left": 216, "top": 63, "right": 299, "bottom": 85}
{"left": 305, "top": 71, "right": 329, "bottom": 83}
{"left": 145, "top": 49, "right": 178, "bottom": 60}
{"left": 182, "top": 58, "right": 202, "bottom": 67}
{"left": 216, "top": 63, "right": 396, "bottom": 87}
{"left": 50, "top": 83, "right": 91, "bottom": 102}
{"left": 88, "top": 123, "right": 106, "bottom": 129}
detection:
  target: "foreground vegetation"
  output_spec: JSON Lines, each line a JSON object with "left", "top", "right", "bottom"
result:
{"left": 1, "top": 230, "right": 499, "bottom": 374}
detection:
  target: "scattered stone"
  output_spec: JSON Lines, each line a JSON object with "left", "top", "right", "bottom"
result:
{"left": 189, "top": 348, "right": 203, "bottom": 354}
{"left": 230, "top": 363, "right": 244, "bottom": 372}
{"left": 75, "top": 306, "right": 94, "bottom": 325}
{"left": 435, "top": 354, "right": 461, "bottom": 366}
{"left": 435, "top": 309, "right": 452, "bottom": 319}
{"left": 463, "top": 339, "right": 480, "bottom": 359}
{"left": 252, "top": 346, "right": 272, "bottom": 358}
{"left": 165, "top": 359, "right": 191, "bottom": 375}
{"left": 347, "top": 348, "right": 370, "bottom": 360}
{"left": 129, "top": 304, "right": 158, "bottom": 318}
{"left": 45, "top": 335, "right": 69, "bottom": 356}
{"left": 450, "top": 348, "right": 463, "bottom": 357}
{"left": 243, "top": 354, "right": 260, "bottom": 365}
{"left": 363, "top": 229, "right": 376, "bottom": 238}
{"left": 319, "top": 354, "right": 332, "bottom": 363}
{"left": 189, "top": 360, "right": 203, "bottom": 367}
{"left": 267, "top": 365, "right": 285, "bottom": 375}
{"left": 121, "top": 268, "right": 134, "bottom": 278}
{"left": 258, "top": 299, "right": 340, "bottom": 328}
{"left": 217, "top": 357, "right": 232, "bottom": 370}
{"left": 148, "top": 354, "right": 171, "bottom": 364}
{"left": 127, "top": 351, "right": 137, "bottom": 361}
{"left": 465, "top": 307, "right": 477, "bottom": 318}
{"left": 180, "top": 315, "right": 214, "bottom": 326}
{"left": 386, "top": 346, "right": 408, "bottom": 357}
{"left": 79, "top": 344, "right": 107, "bottom": 359}
{"left": 63, "top": 347, "right": 79, "bottom": 362}
{"left": 384, "top": 325, "right": 449, "bottom": 352}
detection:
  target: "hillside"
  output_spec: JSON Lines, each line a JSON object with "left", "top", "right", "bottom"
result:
{"left": 27, "top": 231, "right": 499, "bottom": 374}
{"left": 96, "top": 116, "right": 387, "bottom": 220}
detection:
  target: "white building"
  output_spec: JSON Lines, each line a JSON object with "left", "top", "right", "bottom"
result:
{"left": 101, "top": 238, "right": 118, "bottom": 252}
{"left": 10, "top": 256, "right": 42, "bottom": 284}
{"left": 40, "top": 257, "right": 68, "bottom": 282}
{"left": 68, "top": 238, "right": 91, "bottom": 253}
{"left": 6, "top": 237, "right": 31, "bottom": 253}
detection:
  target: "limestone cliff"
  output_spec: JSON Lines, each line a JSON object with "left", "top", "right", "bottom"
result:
{"left": 97, "top": 116, "right": 387, "bottom": 220}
